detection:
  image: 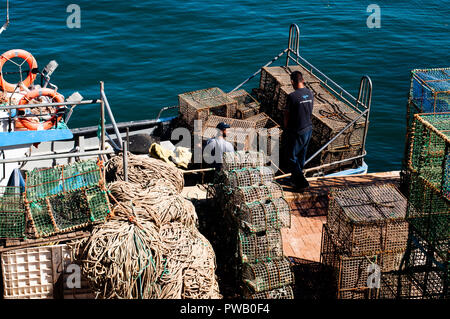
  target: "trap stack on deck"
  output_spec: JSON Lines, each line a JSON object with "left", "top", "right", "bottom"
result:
{"left": 178, "top": 87, "right": 238, "bottom": 130}
{"left": 200, "top": 115, "right": 257, "bottom": 151}
{"left": 0, "top": 160, "right": 110, "bottom": 240}
{"left": 320, "top": 184, "right": 409, "bottom": 299}
{"left": 256, "top": 65, "right": 367, "bottom": 175}
{"left": 208, "top": 150, "right": 295, "bottom": 299}
{"left": 0, "top": 187, "right": 26, "bottom": 239}
{"left": 401, "top": 68, "right": 450, "bottom": 190}
{"left": 0, "top": 159, "right": 109, "bottom": 299}
{"left": 227, "top": 90, "right": 261, "bottom": 120}
{"left": 389, "top": 113, "right": 449, "bottom": 299}
{"left": 24, "top": 160, "right": 111, "bottom": 238}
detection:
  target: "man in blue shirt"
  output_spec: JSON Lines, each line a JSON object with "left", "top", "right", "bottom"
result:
{"left": 284, "top": 71, "right": 314, "bottom": 189}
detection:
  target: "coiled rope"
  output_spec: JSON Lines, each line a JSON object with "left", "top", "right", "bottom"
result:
{"left": 71, "top": 155, "right": 221, "bottom": 299}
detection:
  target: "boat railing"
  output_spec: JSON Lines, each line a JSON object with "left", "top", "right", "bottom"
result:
{"left": 0, "top": 82, "right": 123, "bottom": 165}
{"left": 231, "top": 23, "right": 372, "bottom": 175}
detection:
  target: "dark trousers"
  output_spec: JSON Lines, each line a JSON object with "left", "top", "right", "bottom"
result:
{"left": 287, "top": 129, "right": 312, "bottom": 182}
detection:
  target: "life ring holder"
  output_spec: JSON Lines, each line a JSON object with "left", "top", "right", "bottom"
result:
{"left": 15, "top": 88, "right": 65, "bottom": 131}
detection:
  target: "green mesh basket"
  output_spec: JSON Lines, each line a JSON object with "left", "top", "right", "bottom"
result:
{"left": 25, "top": 160, "right": 110, "bottom": 238}
{"left": 0, "top": 186, "right": 26, "bottom": 239}
{"left": 408, "top": 113, "right": 450, "bottom": 201}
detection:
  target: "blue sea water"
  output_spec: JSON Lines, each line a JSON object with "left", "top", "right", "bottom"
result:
{"left": 0, "top": 0, "right": 448, "bottom": 172}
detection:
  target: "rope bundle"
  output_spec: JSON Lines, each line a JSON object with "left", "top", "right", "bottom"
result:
{"left": 105, "top": 153, "right": 184, "bottom": 193}
{"left": 72, "top": 155, "right": 221, "bottom": 299}
{"left": 108, "top": 181, "right": 198, "bottom": 229}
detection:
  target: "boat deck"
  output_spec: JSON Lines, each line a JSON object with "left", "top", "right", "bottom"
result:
{"left": 281, "top": 170, "right": 401, "bottom": 262}
{"left": 182, "top": 170, "right": 401, "bottom": 263}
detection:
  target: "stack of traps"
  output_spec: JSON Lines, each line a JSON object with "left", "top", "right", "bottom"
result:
{"left": 320, "top": 184, "right": 409, "bottom": 299}
{"left": 258, "top": 65, "right": 367, "bottom": 174}
{"left": 24, "top": 160, "right": 111, "bottom": 238}
{"left": 0, "top": 160, "right": 111, "bottom": 240}
{"left": 220, "top": 151, "right": 294, "bottom": 299}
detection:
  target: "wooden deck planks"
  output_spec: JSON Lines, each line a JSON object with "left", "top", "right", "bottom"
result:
{"left": 281, "top": 171, "right": 401, "bottom": 262}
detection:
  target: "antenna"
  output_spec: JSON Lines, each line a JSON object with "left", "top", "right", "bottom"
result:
{"left": 0, "top": 0, "right": 9, "bottom": 35}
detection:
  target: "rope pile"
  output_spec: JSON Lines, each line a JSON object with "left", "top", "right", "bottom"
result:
{"left": 72, "top": 155, "right": 221, "bottom": 299}
{"left": 108, "top": 181, "right": 198, "bottom": 229}
{"left": 105, "top": 153, "right": 184, "bottom": 193}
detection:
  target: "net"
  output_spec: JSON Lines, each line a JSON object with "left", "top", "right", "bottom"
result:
{"left": 406, "top": 172, "right": 450, "bottom": 259}
{"left": 379, "top": 271, "right": 424, "bottom": 300}
{"left": 25, "top": 160, "right": 111, "bottom": 238}
{"left": 401, "top": 226, "right": 449, "bottom": 299}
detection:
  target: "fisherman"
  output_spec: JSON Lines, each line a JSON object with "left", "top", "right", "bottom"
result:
{"left": 204, "top": 122, "right": 235, "bottom": 170}
{"left": 284, "top": 70, "right": 314, "bottom": 189}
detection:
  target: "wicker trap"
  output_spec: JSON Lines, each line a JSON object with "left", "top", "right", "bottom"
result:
{"left": 408, "top": 113, "right": 450, "bottom": 200}
{"left": 227, "top": 89, "right": 261, "bottom": 119}
{"left": 225, "top": 166, "right": 274, "bottom": 188}
{"left": 326, "top": 184, "right": 409, "bottom": 256}
{"left": 321, "top": 224, "right": 406, "bottom": 299}
{"left": 24, "top": 160, "right": 111, "bottom": 238}
{"left": 234, "top": 182, "right": 284, "bottom": 205}
{"left": 0, "top": 186, "right": 26, "bottom": 239}
{"left": 238, "top": 228, "right": 284, "bottom": 263}
{"left": 222, "top": 151, "right": 267, "bottom": 171}
{"left": 238, "top": 197, "right": 291, "bottom": 233}
{"left": 200, "top": 115, "right": 258, "bottom": 151}
{"left": 243, "top": 284, "right": 294, "bottom": 299}
{"left": 259, "top": 65, "right": 316, "bottom": 104}
{"left": 242, "top": 257, "right": 294, "bottom": 293}
{"left": 178, "top": 87, "right": 237, "bottom": 129}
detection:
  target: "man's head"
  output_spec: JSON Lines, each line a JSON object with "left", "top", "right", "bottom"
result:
{"left": 216, "top": 122, "right": 230, "bottom": 137}
{"left": 290, "top": 71, "right": 305, "bottom": 89}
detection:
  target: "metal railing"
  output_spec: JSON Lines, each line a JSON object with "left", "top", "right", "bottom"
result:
{"left": 0, "top": 82, "right": 125, "bottom": 168}
{"left": 231, "top": 23, "right": 373, "bottom": 174}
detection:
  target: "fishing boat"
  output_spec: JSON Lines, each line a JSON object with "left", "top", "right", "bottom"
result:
{"left": 0, "top": 24, "right": 373, "bottom": 188}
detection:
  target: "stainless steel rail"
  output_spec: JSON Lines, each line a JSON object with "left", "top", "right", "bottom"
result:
{"left": 229, "top": 23, "right": 372, "bottom": 174}
{"left": 0, "top": 82, "right": 126, "bottom": 172}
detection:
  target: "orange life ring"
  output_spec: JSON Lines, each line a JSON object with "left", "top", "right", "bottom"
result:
{"left": 0, "top": 49, "right": 38, "bottom": 92}
{"left": 15, "top": 88, "right": 65, "bottom": 131}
